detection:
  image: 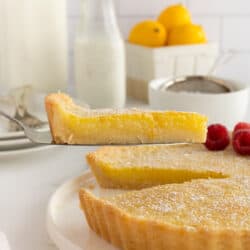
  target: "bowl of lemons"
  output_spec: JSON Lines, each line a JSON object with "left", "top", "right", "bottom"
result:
{"left": 126, "top": 4, "right": 219, "bottom": 102}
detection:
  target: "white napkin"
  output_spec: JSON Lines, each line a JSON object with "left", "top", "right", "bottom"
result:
{"left": 0, "top": 232, "right": 11, "bottom": 250}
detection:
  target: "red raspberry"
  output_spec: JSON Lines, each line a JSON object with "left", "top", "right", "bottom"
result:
{"left": 233, "top": 122, "right": 250, "bottom": 136}
{"left": 233, "top": 129, "right": 250, "bottom": 155}
{"left": 205, "top": 124, "right": 230, "bottom": 151}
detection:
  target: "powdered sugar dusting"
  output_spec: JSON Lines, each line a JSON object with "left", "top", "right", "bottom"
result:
{"left": 108, "top": 177, "right": 250, "bottom": 230}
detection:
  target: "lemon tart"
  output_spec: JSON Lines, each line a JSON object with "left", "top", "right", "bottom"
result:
{"left": 87, "top": 144, "right": 250, "bottom": 189}
{"left": 45, "top": 93, "right": 207, "bottom": 144}
{"left": 79, "top": 177, "right": 250, "bottom": 250}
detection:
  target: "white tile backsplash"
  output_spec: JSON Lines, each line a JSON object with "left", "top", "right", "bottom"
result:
{"left": 118, "top": 0, "right": 168, "bottom": 16}
{"left": 118, "top": 0, "right": 188, "bottom": 17}
{"left": 188, "top": 0, "right": 250, "bottom": 15}
{"left": 222, "top": 17, "right": 250, "bottom": 51}
{"left": 192, "top": 16, "right": 221, "bottom": 44}
{"left": 67, "top": 0, "right": 250, "bottom": 84}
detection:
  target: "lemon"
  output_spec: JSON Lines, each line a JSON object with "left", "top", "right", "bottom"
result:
{"left": 128, "top": 20, "right": 167, "bottom": 47}
{"left": 158, "top": 4, "right": 191, "bottom": 32}
{"left": 168, "top": 24, "right": 207, "bottom": 45}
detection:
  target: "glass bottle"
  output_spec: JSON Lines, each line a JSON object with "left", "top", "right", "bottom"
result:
{"left": 74, "top": 0, "right": 126, "bottom": 108}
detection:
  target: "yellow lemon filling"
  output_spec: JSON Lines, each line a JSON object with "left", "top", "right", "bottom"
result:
{"left": 87, "top": 144, "right": 250, "bottom": 189}
{"left": 45, "top": 93, "right": 207, "bottom": 145}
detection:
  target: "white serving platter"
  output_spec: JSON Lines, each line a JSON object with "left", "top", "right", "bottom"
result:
{"left": 47, "top": 171, "right": 126, "bottom": 250}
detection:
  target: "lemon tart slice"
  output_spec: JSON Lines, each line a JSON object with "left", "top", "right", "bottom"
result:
{"left": 87, "top": 144, "right": 250, "bottom": 189}
{"left": 45, "top": 93, "right": 207, "bottom": 144}
{"left": 79, "top": 177, "right": 250, "bottom": 250}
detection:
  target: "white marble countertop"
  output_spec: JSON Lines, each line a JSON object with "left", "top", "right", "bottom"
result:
{"left": 0, "top": 146, "right": 94, "bottom": 250}
{"left": 0, "top": 97, "right": 249, "bottom": 250}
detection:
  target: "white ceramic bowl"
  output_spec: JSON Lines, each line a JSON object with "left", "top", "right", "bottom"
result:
{"left": 149, "top": 77, "right": 250, "bottom": 129}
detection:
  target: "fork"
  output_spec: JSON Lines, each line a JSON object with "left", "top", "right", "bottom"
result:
{"left": 0, "top": 110, "right": 52, "bottom": 144}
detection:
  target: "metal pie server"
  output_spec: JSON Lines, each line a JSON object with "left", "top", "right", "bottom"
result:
{"left": 0, "top": 110, "right": 52, "bottom": 144}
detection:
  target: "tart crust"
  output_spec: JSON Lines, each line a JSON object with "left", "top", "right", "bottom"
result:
{"left": 79, "top": 177, "right": 250, "bottom": 250}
